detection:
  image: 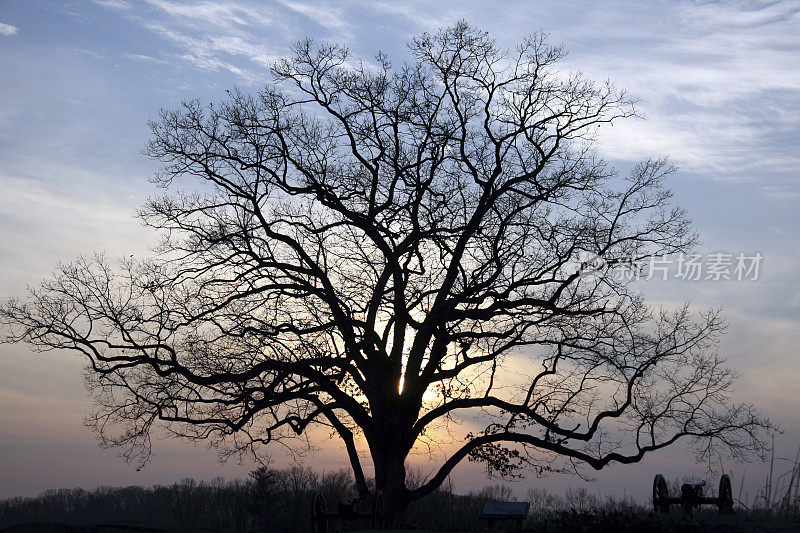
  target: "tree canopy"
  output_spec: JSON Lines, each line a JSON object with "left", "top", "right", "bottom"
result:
{"left": 1, "top": 22, "right": 770, "bottom": 517}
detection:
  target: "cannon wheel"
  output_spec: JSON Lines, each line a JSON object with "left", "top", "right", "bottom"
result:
{"left": 372, "top": 490, "right": 385, "bottom": 529}
{"left": 312, "top": 492, "right": 328, "bottom": 533}
{"left": 718, "top": 474, "right": 734, "bottom": 514}
{"left": 653, "top": 474, "right": 670, "bottom": 514}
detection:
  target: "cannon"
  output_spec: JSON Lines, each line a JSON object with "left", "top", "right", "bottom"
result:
{"left": 311, "top": 490, "right": 385, "bottom": 532}
{"left": 652, "top": 474, "right": 734, "bottom": 516}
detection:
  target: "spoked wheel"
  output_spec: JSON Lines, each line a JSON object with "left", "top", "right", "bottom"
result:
{"left": 372, "top": 490, "right": 385, "bottom": 530}
{"left": 312, "top": 492, "right": 328, "bottom": 533}
{"left": 653, "top": 474, "right": 670, "bottom": 514}
{"left": 718, "top": 474, "right": 734, "bottom": 514}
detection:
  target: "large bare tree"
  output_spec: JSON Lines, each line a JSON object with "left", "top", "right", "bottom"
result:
{"left": 2, "top": 23, "right": 769, "bottom": 518}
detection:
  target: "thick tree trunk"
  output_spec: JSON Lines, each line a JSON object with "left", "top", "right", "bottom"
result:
{"left": 373, "top": 445, "right": 410, "bottom": 524}
{"left": 365, "top": 367, "right": 425, "bottom": 523}
{"left": 368, "top": 398, "right": 415, "bottom": 525}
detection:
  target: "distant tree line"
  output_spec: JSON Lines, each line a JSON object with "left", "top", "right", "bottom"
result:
{"left": 1, "top": 468, "right": 524, "bottom": 531}
{"left": 0, "top": 477, "right": 251, "bottom": 531}
{"left": 4, "top": 467, "right": 794, "bottom": 532}
{"left": 0, "top": 468, "right": 351, "bottom": 531}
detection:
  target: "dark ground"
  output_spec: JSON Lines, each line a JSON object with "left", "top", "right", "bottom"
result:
{"left": 3, "top": 512, "right": 800, "bottom": 533}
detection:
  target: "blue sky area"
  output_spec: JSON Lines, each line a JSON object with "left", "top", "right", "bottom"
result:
{"left": 1, "top": 0, "right": 799, "bottom": 502}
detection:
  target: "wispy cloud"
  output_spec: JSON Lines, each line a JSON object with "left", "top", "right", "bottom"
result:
{"left": 0, "top": 168, "right": 154, "bottom": 293}
{"left": 366, "top": 2, "right": 797, "bottom": 193}
{"left": 93, "top": 0, "right": 131, "bottom": 10}
{"left": 140, "top": 21, "right": 273, "bottom": 83}
{"left": 761, "top": 184, "right": 800, "bottom": 200}
{"left": 106, "top": 1, "right": 288, "bottom": 83}
{"left": 272, "top": 0, "right": 351, "bottom": 36}
{"left": 557, "top": 1, "right": 800, "bottom": 184}
{"left": 144, "top": 0, "right": 274, "bottom": 30}
{"left": 0, "top": 22, "right": 18, "bottom": 36}
{"left": 124, "top": 52, "right": 168, "bottom": 64}
{"left": 75, "top": 0, "right": 800, "bottom": 199}
{"left": 368, "top": 1, "right": 457, "bottom": 32}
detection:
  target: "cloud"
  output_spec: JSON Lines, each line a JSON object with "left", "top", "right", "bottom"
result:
{"left": 144, "top": 0, "right": 274, "bottom": 30}
{"left": 761, "top": 184, "right": 800, "bottom": 201}
{"left": 124, "top": 52, "right": 168, "bottom": 64}
{"left": 0, "top": 169, "right": 154, "bottom": 294}
{"left": 140, "top": 22, "right": 271, "bottom": 83}
{"left": 105, "top": 1, "right": 287, "bottom": 83}
{"left": 368, "top": 1, "right": 458, "bottom": 33}
{"left": 0, "top": 23, "right": 18, "bottom": 36}
{"left": 272, "top": 0, "right": 350, "bottom": 34}
{"left": 87, "top": 0, "right": 800, "bottom": 188}
{"left": 373, "top": 1, "right": 795, "bottom": 195}
{"left": 93, "top": 0, "right": 131, "bottom": 10}
{"left": 560, "top": 1, "right": 800, "bottom": 184}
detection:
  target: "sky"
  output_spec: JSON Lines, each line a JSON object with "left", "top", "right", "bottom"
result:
{"left": 1, "top": 0, "right": 799, "bottom": 504}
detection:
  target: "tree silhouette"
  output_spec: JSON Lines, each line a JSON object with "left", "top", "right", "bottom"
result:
{"left": 1, "top": 22, "right": 770, "bottom": 519}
